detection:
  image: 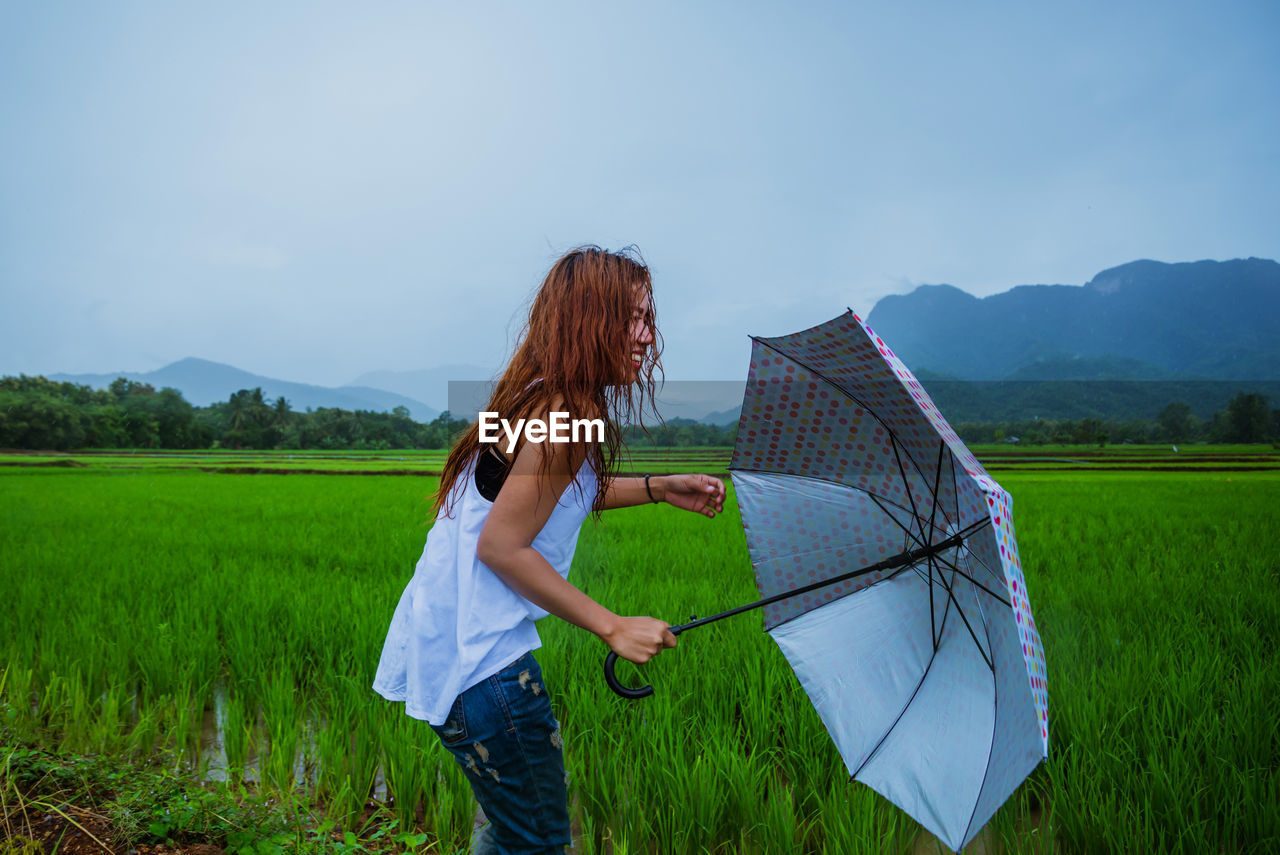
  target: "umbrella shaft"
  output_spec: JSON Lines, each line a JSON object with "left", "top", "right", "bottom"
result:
{"left": 672, "top": 529, "right": 973, "bottom": 636}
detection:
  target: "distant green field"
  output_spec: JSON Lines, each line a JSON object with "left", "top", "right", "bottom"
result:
{"left": 1, "top": 443, "right": 1276, "bottom": 476}
{"left": 1, "top": 458, "right": 1278, "bottom": 852}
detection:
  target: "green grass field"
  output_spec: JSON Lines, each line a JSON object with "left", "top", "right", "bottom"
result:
{"left": 1, "top": 443, "right": 1277, "bottom": 476}
{"left": 1, "top": 452, "right": 1277, "bottom": 853}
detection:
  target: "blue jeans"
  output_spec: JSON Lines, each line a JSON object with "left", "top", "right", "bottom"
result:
{"left": 431, "top": 652, "right": 570, "bottom": 855}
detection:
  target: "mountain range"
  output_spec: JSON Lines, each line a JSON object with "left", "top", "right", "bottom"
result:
{"left": 39, "top": 258, "right": 1279, "bottom": 424}
{"left": 348, "top": 365, "right": 495, "bottom": 413}
{"left": 864, "top": 258, "right": 1280, "bottom": 380}
{"left": 50, "top": 358, "right": 441, "bottom": 422}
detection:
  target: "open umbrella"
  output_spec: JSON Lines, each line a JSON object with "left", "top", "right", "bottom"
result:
{"left": 604, "top": 310, "right": 1048, "bottom": 852}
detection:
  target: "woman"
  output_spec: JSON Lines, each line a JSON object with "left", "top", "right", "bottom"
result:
{"left": 373, "top": 246, "right": 726, "bottom": 854}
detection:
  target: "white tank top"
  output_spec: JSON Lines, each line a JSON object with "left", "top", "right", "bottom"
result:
{"left": 373, "top": 450, "right": 598, "bottom": 725}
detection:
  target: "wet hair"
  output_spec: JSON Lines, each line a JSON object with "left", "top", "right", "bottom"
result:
{"left": 434, "top": 245, "right": 662, "bottom": 516}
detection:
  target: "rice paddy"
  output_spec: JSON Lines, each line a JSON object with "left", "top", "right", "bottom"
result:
{"left": 1, "top": 448, "right": 1277, "bottom": 853}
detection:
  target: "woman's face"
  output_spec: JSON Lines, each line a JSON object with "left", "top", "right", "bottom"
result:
{"left": 627, "top": 289, "right": 655, "bottom": 378}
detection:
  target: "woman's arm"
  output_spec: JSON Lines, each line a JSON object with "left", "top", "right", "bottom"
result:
{"left": 600, "top": 473, "right": 726, "bottom": 517}
{"left": 599, "top": 475, "right": 666, "bottom": 509}
{"left": 475, "top": 423, "right": 676, "bottom": 664}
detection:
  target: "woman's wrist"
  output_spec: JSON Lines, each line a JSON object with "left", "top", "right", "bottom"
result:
{"left": 644, "top": 474, "right": 666, "bottom": 503}
{"left": 595, "top": 610, "right": 625, "bottom": 644}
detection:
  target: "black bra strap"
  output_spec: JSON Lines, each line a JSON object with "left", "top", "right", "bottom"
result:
{"left": 474, "top": 444, "right": 510, "bottom": 502}
{"left": 472, "top": 378, "right": 547, "bottom": 502}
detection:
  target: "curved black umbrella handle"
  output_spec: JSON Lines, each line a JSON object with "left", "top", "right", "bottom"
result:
{"left": 602, "top": 621, "right": 694, "bottom": 701}
{"left": 603, "top": 651, "right": 655, "bottom": 700}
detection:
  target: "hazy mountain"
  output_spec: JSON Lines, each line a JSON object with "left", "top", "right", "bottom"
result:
{"left": 651, "top": 381, "right": 746, "bottom": 424}
{"left": 698, "top": 406, "right": 743, "bottom": 426}
{"left": 348, "top": 364, "right": 494, "bottom": 413}
{"left": 865, "top": 258, "right": 1280, "bottom": 380}
{"left": 50, "top": 357, "right": 439, "bottom": 421}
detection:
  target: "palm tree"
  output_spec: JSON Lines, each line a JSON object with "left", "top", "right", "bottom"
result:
{"left": 228, "top": 390, "right": 251, "bottom": 434}
{"left": 273, "top": 396, "right": 292, "bottom": 428}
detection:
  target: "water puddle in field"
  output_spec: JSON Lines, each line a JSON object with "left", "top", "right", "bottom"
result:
{"left": 196, "top": 684, "right": 263, "bottom": 785}
{"left": 195, "top": 684, "right": 386, "bottom": 800}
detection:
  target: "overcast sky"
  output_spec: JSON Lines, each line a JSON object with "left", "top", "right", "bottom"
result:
{"left": 2, "top": 1, "right": 1277, "bottom": 388}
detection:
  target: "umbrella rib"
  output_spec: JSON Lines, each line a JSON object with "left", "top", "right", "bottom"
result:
{"left": 971, "top": 562, "right": 998, "bottom": 653}
{"left": 950, "top": 536, "right": 1007, "bottom": 588}
{"left": 851, "top": 628, "right": 944, "bottom": 781}
{"left": 864, "top": 493, "right": 1003, "bottom": 604}
{"left": 950, "top": 444, "right": 963, "bottom": 529}
{"left": 925, "top": 439, "right": 946, "bottom": 547}
{"left": 962, "top": 582, "right": 1001, "bottom": 848}
{"left": 850, "top": 532, "right": 996, "bottom": 782}
{"left": 949, "top": 515, "right": 994, "bottom": 542}
{"left": 950, "top": 445, "right": 981, "bottom": 538}
{"left": 732, "top": 467, "right": 943, "bottom": 531}
{"left": 942, "top": 442, "right": 968, "bottom": 538}
{"left": 867, "top": 496, "right": 985, "bottom": 614}
{"left": 905, "top": 560, "right": 939, "bottom": 595}
{"left": 853, "top": 575, "right": 956, "bottom": 780}
{"left": 902, "top": 560, "right": 933, "bottom": 594}
{"left": 928, "top": 556, "right": 937, "bottom": 650}
{"left": 879, "top": 515, "right": 991, "bottom": 559}
{"left": 970, "top": 550, "right": 998, "bottom": 649}
{"left": 943, "top": 451, "right": 1007, "bottom": 589}
{"left": 745, "top": 335, "right": 951, "bottom": 495}
{"left": 922, "top": 551, "right": 1011, "bottom": 608}
{"left": 867, "top": 492, "right": 928, "bottom": 550}
{"left": 928, "top": 555, "right": 944, "bottom": 650}
{"left": 936, "top": 558, "right": 993, "bottom": 670}
{"left": 889, "top": 434, "right": 926, "bottom": 543}
{"left": 937, "top": 567, "right": 995, "bottom": 672}
{"left": 923, "top": 440, "right": 950, "bottom": 651}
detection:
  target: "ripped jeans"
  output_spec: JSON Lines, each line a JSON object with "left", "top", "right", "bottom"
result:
{"left": 431, "top": 652, "right": 570, "bottom": 855}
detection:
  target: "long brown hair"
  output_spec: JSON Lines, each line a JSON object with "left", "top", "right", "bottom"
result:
{"left": 434, "top": 245, "right": 662, "bottom": 516}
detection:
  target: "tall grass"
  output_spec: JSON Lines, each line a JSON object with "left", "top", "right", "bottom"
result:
{"left": 1, "top": 466, "right": 1277, "bottom": 852}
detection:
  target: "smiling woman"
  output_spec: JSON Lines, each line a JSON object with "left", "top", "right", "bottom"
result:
{"left": 432, "top": 245, "right": 663, "bottom": 508}
{"left": 371, "top": 245, "right": 726, "bottom": 854}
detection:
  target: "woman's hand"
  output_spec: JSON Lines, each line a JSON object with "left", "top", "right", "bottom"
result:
{"left": 658, "top": 473, "right": 726, "bottom": 518}
{"left": 602, "top": 616, "right": 678, "bottom": 664}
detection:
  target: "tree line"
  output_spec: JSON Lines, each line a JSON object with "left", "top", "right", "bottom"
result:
{"left": 622, "top": 419, "right": 738, "bottom": 447}
{"left": 0, "top": 375, "right": 1274, "bottom": 451}
{"left": 0, "top": 376, "right": 470, "bottom": 451}
{"left": 954, "top": 394, "right": 1278, "bottom": 446}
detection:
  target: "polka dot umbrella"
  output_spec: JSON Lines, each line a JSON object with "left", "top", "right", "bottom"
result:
{"left": 605, "top": 310, "right": 1048, "bottom": 852}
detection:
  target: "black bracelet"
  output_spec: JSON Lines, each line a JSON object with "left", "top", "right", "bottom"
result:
{"left": 644, "top": 474, "right": 658, "bottom": 503}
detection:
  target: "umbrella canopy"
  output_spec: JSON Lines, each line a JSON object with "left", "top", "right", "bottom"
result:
{"left": 729, "top": 311, "right": 1048, "bottom": 852}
